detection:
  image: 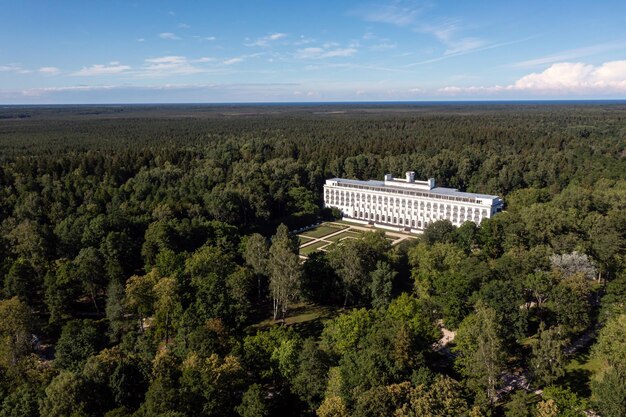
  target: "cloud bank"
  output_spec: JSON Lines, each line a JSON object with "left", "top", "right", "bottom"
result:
{"left": 440, "top": 60, "right": 626, "bottom": 96}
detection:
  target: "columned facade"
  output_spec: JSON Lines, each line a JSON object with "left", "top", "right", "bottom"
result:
{"left": 323, "top": 172, "right": 503, "bottom": 232}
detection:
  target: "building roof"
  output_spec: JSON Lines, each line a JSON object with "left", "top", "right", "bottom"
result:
{"left": 327, "top": 177, "right": 500, "bottom": 200}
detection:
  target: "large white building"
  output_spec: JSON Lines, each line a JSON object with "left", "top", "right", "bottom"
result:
{"left": 323, "top": 172, "right": 503, "bottom": 232}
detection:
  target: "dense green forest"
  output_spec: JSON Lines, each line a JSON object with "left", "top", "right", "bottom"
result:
{"left": 0, "top": 103, "right": 625, "bottom": 417}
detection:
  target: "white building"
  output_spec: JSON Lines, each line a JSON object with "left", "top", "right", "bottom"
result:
{"left": 323, "top": 172, "right": 503, "bottom": 232}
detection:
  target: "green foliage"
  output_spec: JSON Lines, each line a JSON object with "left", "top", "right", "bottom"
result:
{"left": 530, "top": 323, "right": 567, "bottom": 386}
{"left": 591, "top": 367, "right": 626, "bottom": 417}
{"left": 54, "top": 320, "right": 106, "bottom": 371}
{"left": 0, "top": 297, "right": 33, "bottom": 369}
{"left": 291, "top": 338, "right": 330, "bottom": 410}
{"left": 268, "top": 224, "right": 302, "bottom": 320}
{"left": 236, "top": 384, "right": 268, "bottom": 417}
{"left": 453, "top": 301, "right": 505, "bottom": 405}
{"left": 422, "top": 220, "right": 457, "bottom": 245}
{"left": 369, "top": 261, "right": 396, "bottom": 309}
{"left": 0, "top": 383, "right": 41, "bottom": 417}
{"left": 541, "top": 385, "right": 587, "bottom": 417}
{"left": 0, "top": 104, "right": 625, "bottom": 416}
{"left": 504, "top": 390, "right": 535, "bottom": 417}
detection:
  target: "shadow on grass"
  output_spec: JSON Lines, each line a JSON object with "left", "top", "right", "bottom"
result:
{"left": 246, "top": 303, "right": 340, "bottom": 339}
{"left": 560, "top": 367, "right": 593, "bottom": 398}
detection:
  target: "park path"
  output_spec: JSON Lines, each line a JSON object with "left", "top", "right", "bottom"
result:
{"left": 297, "top": 221, "right": 418, "bottom": 259}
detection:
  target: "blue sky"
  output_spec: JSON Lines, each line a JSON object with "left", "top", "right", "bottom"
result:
{"left": 1, "top": 0, "right": 626, "bottom": 103}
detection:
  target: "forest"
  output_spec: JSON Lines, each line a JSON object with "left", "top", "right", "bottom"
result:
{"left": 0, "top": 103, "right": 624, "bottom": 417}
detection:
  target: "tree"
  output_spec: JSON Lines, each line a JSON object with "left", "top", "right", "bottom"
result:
{"left": 226, "top": 266, "right": 255, "bottom": 328}
{"left": 535, "top": 399, "right": 559, "bottom": 417}
{"left": 550, "top": 252, "right": 597, "bottom": 281}
{"left": 453, "top": 301, "right": 505, "bottom": 406}
{"left": 292, "top": 338, "right": 331, "bottom": 410}
{"left": 105, "top": 279, "right": 128, "bottom": 342}
{"left": 422, "top": 219, "right": 456, "bottom": 245}
{"left": 396, "top": 375, "right": 470, "bottom": 417}
{"left": 478, "top": 279, "right": 528, "bottom": 347}
{"left": 530, "top": 322, "right": 566, "bottom": 386}
{"left": 0, "top": 297, "right": 32, "bottom": 368}
{"left": 593, "top": 314, "right": 626, "bottom": 371}
{"left": 153, "top": 277, "right": 182, "bottom": 345}
{"left": 3, "top": 258, "right": 38, "bottom": 304}
{"left": 235, "top": 384, "right": 268, "bottom": 417}
{"left": 504, "top": 390, "right": 534, "bottom": 417}
{"left": 0, "top": 383, "right": 41, "bottom": 417}
{"left": 74, "top": 246, "right": 107, "bottom": 312}
{"left": 549, "top": 276, "right": 591, "bottom": 333}
{"left": 455, "top": 221, "right": 478, "bottom": 253}
{"left": 524, "top": 271, "right": 556, "bottom": 311}
{"left": 369, "top": 261, "right": 396, "bottom": 309}
{"left": 44, "top": 259, "right": 80, "bottom": 328}
{"left": 268, "top": 224, "right": 302, "bottom": 321}
{"left": 540, "top": 386, "right": 587, "bottom": 417}
{"left": 125, "top": 270, "right": 158, "bottom": 333}
{"left": 328, "top": 239, "right": 367, "bottom": 308}
{"left": 185, "top": 244, "right": 237, "bottom": 324}
{"left": 243, "top": 233, "right": 269, "bottom": 299}
{"left": 39, "top": 371, "right": 89, "bottom": 417}
{"left": 55, "top": 320, "right": 104, "bottom": 371}
{"left": 316, "top": 396, "right": 348, "bottom": 417}
{"left": 592, "top": 367, "right": 626, "bottom": 417}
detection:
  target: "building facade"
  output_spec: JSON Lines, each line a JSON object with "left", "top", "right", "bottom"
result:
{"left": 323, "top": 172, "right": 503, "bottom": 232}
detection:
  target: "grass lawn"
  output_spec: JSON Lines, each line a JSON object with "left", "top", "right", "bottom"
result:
{"left": 248, "top": 303, "right": 339, "bottom": 338}
{"left": 326, "top": 230, "right": 364, "bottom": 242}
{"left": 559, "top": 345, "right": 605, "bottom": 398}
{"left": 300, "top": 240, "right": 329, "bottom": 255}
{"left": 298, "top": 235, "right": 315, "bottom": 244}
{"left": 301, "top": 224, "right": 345, "bottom": 239}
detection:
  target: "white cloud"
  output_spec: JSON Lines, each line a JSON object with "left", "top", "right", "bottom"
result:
{"left": 38, "top": 66, "right": 60, "bottom": 75}
{"left": 223, "top": 57, "right": 244, "bottom": 65}
{"left": 221, "top": 53, "right": 264, "bottom": 66}
{"left": 508, "top": 43, "right": 626, "bottom": 69}
{"left": 370, "top": 42, "right": 397, "bottom": 51}
{"left": 137, "top": 38, "right": 145, "bottom": 42}
{"left": 159, "top": 32, "right": 180, "bottom": 40}
{"left": 353, "top": 2, "right": 425, "bottom": 26}
{"left": 419, "top": 21, "right": 486, "bottom": 56}
{"left": 295, "top": 47, "right": 357, "bottom": 59}
{"left": 178, "top": 23, "right": 191, "bottom": 29}
{"left": 139, "top": 56, "right": 203, "bottom": 76}
{"left": 0, "top": 64, "right": 31, "bottom": 74}
{"left": 71, "top": 63, "right": 131, "bottom": 76}
{"left": 204, "top": 36, "right": 216, "bottom": 41}
{"left": 246, "top": 32, "right": 287, "bottom": 47}
{"left": 193, "top": 57, "right": 215, "bottom": 63}
{"left": 439, "top": 60, "right": 626, "bottom": 95}
{"left": 0, "top": 64, "right": 22, "bottom": 72}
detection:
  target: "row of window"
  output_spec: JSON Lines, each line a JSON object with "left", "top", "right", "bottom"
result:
{"left": 352, "top": 211, "right": 478, "bottom": 228}
{"left": 326, "top": 197, "right": 489, "bottom": 216}
{"left": 325, "top": 188, "right": 488, "bottom": 213}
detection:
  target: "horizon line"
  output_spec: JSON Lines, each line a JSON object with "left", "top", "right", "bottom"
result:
{"left": 3, "top": 98, "right": 626, "bottom": 107}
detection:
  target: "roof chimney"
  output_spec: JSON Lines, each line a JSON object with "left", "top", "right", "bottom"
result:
{"left": 406, "top": 171, "right": 415, "bottom": 183}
